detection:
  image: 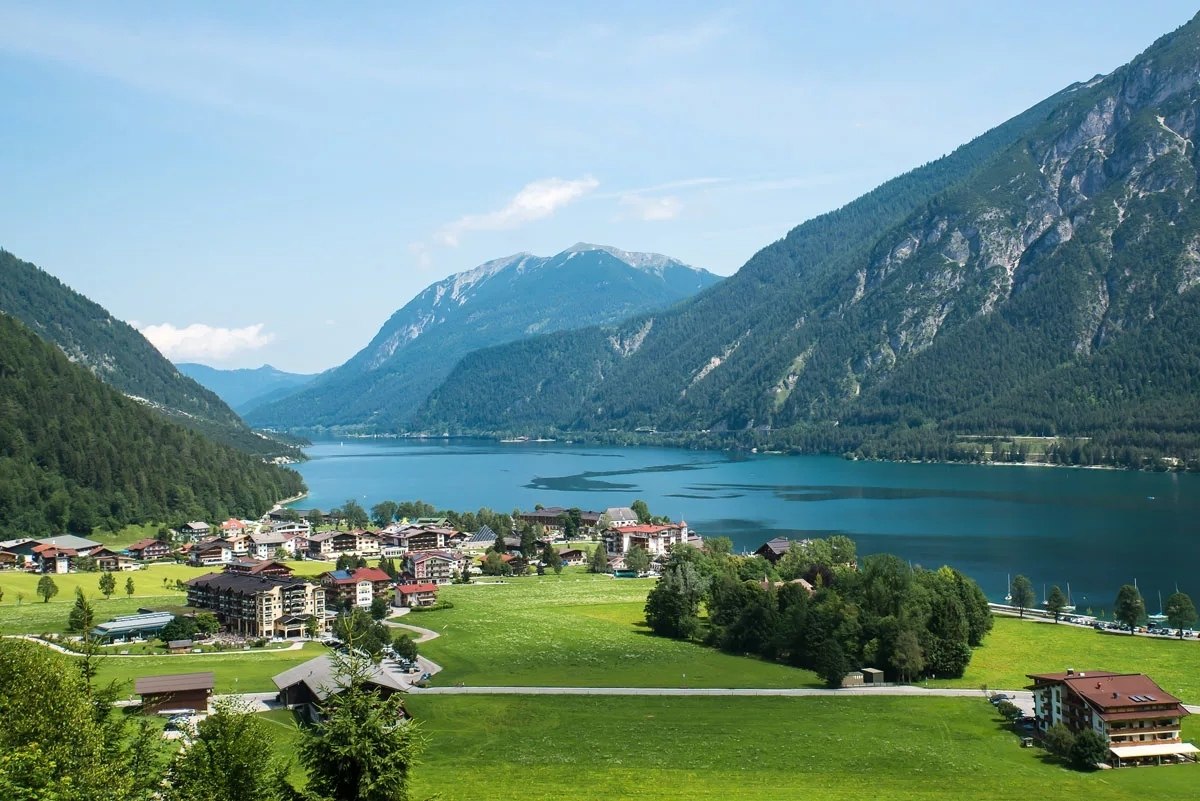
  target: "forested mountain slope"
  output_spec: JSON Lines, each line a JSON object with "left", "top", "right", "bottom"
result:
{"left": 248, "top": 243, "right": 720, "bottom": 430}
{"left": 417, "top": 14, "right": 1200, "bottom": 468}
{"left": 0, "top": 314, "right": 304, "bottom": 536}
{"left": 0, "top": 250, "right": 301, "bottom": 460}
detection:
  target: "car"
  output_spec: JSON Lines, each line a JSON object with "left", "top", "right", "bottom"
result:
{"left": 989, "top": 694, "right": 1010, "bottom": 705}
{"left": 406, "top": 665, "right": 421, "bottom": 674}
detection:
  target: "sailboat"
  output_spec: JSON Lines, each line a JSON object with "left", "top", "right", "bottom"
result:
{"left": 1064, "top": 582, "right": 1076, "bottom": 613}
{"left": 1004, "top": 574, "right": 1012, "bottom": 605}
{"left": 1149, "top": 591, "right": 1168, "bottom": 624}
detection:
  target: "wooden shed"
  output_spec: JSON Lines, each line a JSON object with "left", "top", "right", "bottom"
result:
{"left": 135, "top": 672, "right": 214, "bottom": 714}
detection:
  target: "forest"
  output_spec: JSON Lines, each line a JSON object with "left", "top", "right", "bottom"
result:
{"left": 0, "top": 314, "right": 304, "bottom": 536}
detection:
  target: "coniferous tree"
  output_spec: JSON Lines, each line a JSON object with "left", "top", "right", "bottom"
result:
{"left": 98, "top": 571, "right": 116, "bottom": 599}
{"left": 1114, "top": 584, "right": 1145, "bottom": 634}
{"left": 1046, "top": 585, "right": 1068, "bottom": 622}
{"left": 67, "top": 588, "right": 95, "bottom": 633}
{"left": 588, "top": 543, "right": 609, "bottom": 574}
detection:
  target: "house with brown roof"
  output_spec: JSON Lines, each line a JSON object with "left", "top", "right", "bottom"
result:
{"left": 605, "top": 521, "right": 691, "bottom": 557}
{"left": 321, "top": 566, "right": 394, "bottom": 609}
{"left": 410, "top": 551, "right": 458, "bottom": 584}
{"left": 135, "top": 672, "right": 214, "bottom": 715}
{"left": 1027, "top": 669, "right": 1197, "bottom": 766}
{"left": 126, "top": 538, "right": 171, "bottom": 561}
{"left": 754, "top": 537, "right": 809, "bottom": 563}
{"left": 91, "top": 547, "right": 139, "bottom": 572}
{"left": 224, "top": 558, "right": 295, "bottom": 578}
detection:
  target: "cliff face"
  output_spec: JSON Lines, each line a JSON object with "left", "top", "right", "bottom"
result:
{"left": 416, "top": 14, "right": 1200, "bottom": 463}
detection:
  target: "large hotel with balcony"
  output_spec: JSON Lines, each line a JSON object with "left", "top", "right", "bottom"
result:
{"left": 1027, "top": 669, "right": 1197, "bottom": 766}
{"left": 185, "top": 572, "right": 328, "bottom": 638}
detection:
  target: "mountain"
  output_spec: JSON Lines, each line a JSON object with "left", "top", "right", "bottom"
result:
{"left": 247, "top": 243, "right": 721, "bottom": 430}
{"left": 0, "top": 250, "right": 301, "bottom": 460}
{"left": 415, "top": 15, "right": 1200, "bottom": 468}
{"left": 0, "top": 313, "right": 304, "bottom": 536}
{"left": 177, "top": 363, "right": 316, "bottom": 416}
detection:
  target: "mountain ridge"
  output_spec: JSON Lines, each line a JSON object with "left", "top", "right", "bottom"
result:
{"left": 248, "top": 243, "right": 721, "bottom": 430}
{"left": 413, "top": 13, "right": 1200, "bottom": 469}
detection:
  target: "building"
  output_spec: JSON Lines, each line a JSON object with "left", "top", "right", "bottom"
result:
{"left": 321, "top": 567, "right": 394, "bottom": 609}
{"left": 91, "top": 547, "right": 139, "bottom": 572}
{"left": 605, "top": 521, "right": 691, "bottom": 557}
{"left": 220, "top": 518, "right": 248, "bottom": 536}
{"left": 185, "top": 572, "right": 327, "bottom": 638}
{"left": 603, "top": 507, "right": 639, "bottom": 527}
{"left": 189, "top": 538, "right": 232, "bottom": 566}
{"left": 395, "top": 582, "right": 439, "bottom": 608}
{"left": 754, "top": 537, "right": 808, "bottom": 564}
{"left": 126, "top": 538, "right": 172, "bottom": 561}
{"left": 91, "top": 612, "right": 176, "bottom": 642}
{"left": 178, "top": 521, "right": 210, "bottom": 540}
{"left": 250, "top": 531, "right": 290, "bottom": 560}
{"left": 306, "top": 529, "right": 381, "bottom": 559}
{"left": 224, "top": 558, "right": 294, "bottom": 579}
{"left": 273, "top": 654, "right": 408, "bottom": 721}
{"left": 136, "top": 672, "right": 214, "bottom": 715}
{"left": 410, "top": 551, "right": 457, "bottom": 584}
{"left": 460, "top": 525, "right": 498, "bottom": 553}
{"left": 557, "top": 547, "right": 588, "bottom": 566}
{"left": 516, "top": 507, "right": 604, "bottom": 537}
{"left": 1027, "top": 670, "right": 1197, "bottom": 766}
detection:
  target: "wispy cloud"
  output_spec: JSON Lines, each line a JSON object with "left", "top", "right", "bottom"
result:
{"left": 435, "top": 176, "right": 599, "bottom": 247}
{"left": 139, "top": 322, "right": 274, "bottom": 362}
{"left": 620, "top": 193, "right": 683, "bottom": 221}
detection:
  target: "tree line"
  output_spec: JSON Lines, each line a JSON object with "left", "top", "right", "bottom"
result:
{"left": 644, "top": 536, "right": 992, "bottom": 687}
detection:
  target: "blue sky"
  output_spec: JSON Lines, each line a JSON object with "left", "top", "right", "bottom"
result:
{"left": 2, "top": 1, "right": 1196, "bottom": 372}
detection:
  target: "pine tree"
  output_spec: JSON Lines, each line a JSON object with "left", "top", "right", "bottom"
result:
{"left": 67, "top": 588, "right": 95, "bottom": 633}
{"left": 588, "top": 543, "right": 609, "bottom": 574}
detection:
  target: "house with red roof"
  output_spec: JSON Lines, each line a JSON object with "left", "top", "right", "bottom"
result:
{"left": 126, "top": 538, "right": 171, "bottom": 561}
{"left": 320, "top": 566, "right": 393, "bottom": 609}
{"left": 410, "top": 550, "right": 458, "bottom": 584}
{"left": 394, "top": 582, "right": 439, "bottom": 608}
{"left": 1027, "top": 669, "right": 1197, "bottom": 766}
{"left": 605, "top": 521, "right": 691, "bottom": 557}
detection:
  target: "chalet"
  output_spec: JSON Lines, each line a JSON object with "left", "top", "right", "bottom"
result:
{"left": 185, "top": 572, "right": 327, "bottom": 638}
{"left": 273, "top": 654, "right": 408, "bottom": 721}
{"left": 517, "top": 507, "right": 603, "bottom": 537}
{"left": 92, "top": 547, "right": 139, "bottom": 572}
{"left": 189, "top": 538, "right": 232, "bottom": 567}
{"left": 136, "top": 672, "right": 214, "bottom": 715}
{"left": 178, "top": 521, "right": 210, "bottom": 540}
{"left": 224, "top": 558, "right": 295, "bottom": 578}
{"left": 306, "top": 529, "right": 381, "bottom": 559}
{"left": 1027, "top": 670, "right": 1198, "bottom": 766}
{"left": 557, "top": 547, "right": 588, "bottom": 566}
{"left": 126, "top": 538, "right": 172, "bottom": 561}
{"left": 321, "top": 567, "right": 393, "bottom": 609}
{"left": 394, "top": 582, "right": 439, "bottom": 608}
{"left": 754, "top": 537, "right": 807, "bottom": 563}
{"left": 0, "top": 550, "right": 18, "bottom": 569}
{"left": 220, "top": 518, "right": 248, "bottom": 536}
{"left": 605, "top": 521, "right": 691, "bottom": 557}
{"left": 31, "top": 543, "right": 75, "bottom": 574}
{"left": 410, "top": 551, "right": 458, "bottom": 584}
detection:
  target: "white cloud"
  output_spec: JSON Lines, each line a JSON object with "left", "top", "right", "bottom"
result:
{"left": 620, "top": 193, "right": 683, "bottom": 221}
{"left": 139, "top": 322, "right": 274, "bottom": 361}
{"left": 436, "top": 176, "right": 599, "bottom": 247}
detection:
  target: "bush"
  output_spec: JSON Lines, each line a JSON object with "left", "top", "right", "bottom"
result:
{"left": 1043, "top": 723, "right": 1075, "bottom": 758}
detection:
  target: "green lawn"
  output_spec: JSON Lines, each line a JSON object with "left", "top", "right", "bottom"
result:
{"left": 88, "top": 642, "right": 326, "bottom": 694}
{"left": 402, "top": 695, "right": 1199, "bottom": 801}
{"left": 935, "top": 617, "right": 1200, "bottom": 700}
{"left": 416, "top": 573, "right": 822, "bottom": 688}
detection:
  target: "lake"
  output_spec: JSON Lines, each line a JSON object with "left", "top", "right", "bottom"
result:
{"left": 291, "top": 438, "right": 1200, "bottom": 609}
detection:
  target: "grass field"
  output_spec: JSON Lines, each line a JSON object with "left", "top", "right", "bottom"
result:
{"left": 401, "top": 695, "right": 1198, "bottom": 800}
{"left": 88, "top": 642, "right": 326, "bottom": 694}
{"left": 935, "top": 617, "right": 1200, "bottom": 700}
{"left": 416, "top": 572, "right": 822, "bottom": 688}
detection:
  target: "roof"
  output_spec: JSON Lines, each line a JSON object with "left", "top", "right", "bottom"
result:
{"left": 186, "top": 571, "right": 313, "bottom": 594}
{"left": 412, "top": 551, "right": 455, "bottom": 563}
{"left": 464, "top": 525, "right": 497, "bottom": 546}
{"left": 324, "top": 567, "right": 392, "bottom": 584}
{"left": 271, "top": 655, "right": 406, "bottom": 701}
{"left": 182, "top": 521, "right": 210, "bottom": 529}
{"left": 756, "top": 537, "right": 795, "bottom": 556}
{"left": 612, "top": 523, "right": 682, "bottom": 535}
{"left": 397, "top": 582, "right": 438, "bottom": 593}
{"left": 127, "top": 538, "right": 163, "bottom": 551}
{"left": 1027, "top": 671, "right": 1187, "bottom": 717}
{"left": 92, "top": 611, "right": 176, "bottom": 636}
{"left": 36, "top": 534, "right": 101, "bottom": 550}
{"left": 135, "top": 672, "right": 215, "bottom": 695}
{"left": 604, "top": 507, "right": 638, "bottom": 520}
{"left": 220, "top": 518, "right": 245, "bottom": 529}
{"left": 167, "top": 639, "right": 194, "bottom": 649}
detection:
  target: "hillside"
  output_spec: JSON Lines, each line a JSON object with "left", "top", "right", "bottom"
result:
{"left": 0, "top": 313, "right": 304, "bottom": 536}
{"left": 0, "top": 250, "right": 302, "bottom": 460}
{"left": 177, "top": 363, "right": 316, "bottom": 415}
{"left": 416, "top": 14, "right": 1200, "bottom": 468}
{"left": 247, "top": 243, "right": 720, "bottom": 430}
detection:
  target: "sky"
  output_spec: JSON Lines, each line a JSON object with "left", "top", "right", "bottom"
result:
{"left": 2, "top": 1, "right": 1196, "bottom": 373}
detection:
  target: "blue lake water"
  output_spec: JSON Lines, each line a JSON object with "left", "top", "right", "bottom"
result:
{"left": 292, "top": 438, "right": 1200, "bottom": 609}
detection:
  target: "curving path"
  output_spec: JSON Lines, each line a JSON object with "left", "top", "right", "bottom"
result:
{"left": 4, "top": 633, "right": 307, "bottom": 657}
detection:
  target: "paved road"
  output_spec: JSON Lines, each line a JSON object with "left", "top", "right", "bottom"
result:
{"left": 6, "top": 633, "right": 307, "bottom": 656}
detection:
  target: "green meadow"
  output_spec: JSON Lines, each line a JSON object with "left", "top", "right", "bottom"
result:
{"left": 402, "top": 695, "right": 1198, "bottom": 801}
{"left": 90, "top": 643, "right": 327, "bottom": 694}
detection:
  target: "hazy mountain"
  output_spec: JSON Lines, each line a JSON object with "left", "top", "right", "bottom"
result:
{"left": 415, "top": 14, "right": 1200, "bottom": 468}
{"left": 0, "top": 249, "right": 302, "bottom": 460}
{"left": 248, "top": 243, "right": 721, "bottom": 430}
{"left": 177, "top": 363, "right": 316, "bottom": 415}
{"left": 0, "top": 314, "right": 304, "bottom": 536}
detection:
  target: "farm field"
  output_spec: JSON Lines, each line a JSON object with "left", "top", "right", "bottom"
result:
{"left": 415, "top": 573, "right": 823, "bottom": 688}
{"left": 935, "top": 617, "right": 1200, "bottom": 701}
{"left": 402, "top": 695, "right": 1199, "bottom": 801}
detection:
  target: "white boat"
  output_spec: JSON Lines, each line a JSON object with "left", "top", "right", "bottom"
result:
{"left": 1149, "top": 591, "right": 1168, "bottom": 623}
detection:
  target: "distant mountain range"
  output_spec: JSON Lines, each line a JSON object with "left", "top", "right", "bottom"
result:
{"left": 0, "top": 313, "right": 304, "bottom": 537}
{"left": 413, "top": 14, "right": 1200, "bottom": 468}
{"left": 177, "top": 363, "right": 316, "bottom": 416}
{"left": 247, "top": 243, "right": 721, "bottom": 431}
{"left": 0, "top": 249, "right": 302, "bottom": 461}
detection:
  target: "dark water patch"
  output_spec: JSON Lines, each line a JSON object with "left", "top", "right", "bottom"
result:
{"left": 665, "top": 492, "right": 744, "bottom": 500}
{"left": 524, "top": 475, "right": 638, "bottom": 492}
